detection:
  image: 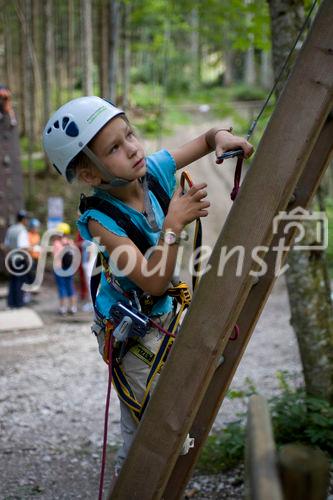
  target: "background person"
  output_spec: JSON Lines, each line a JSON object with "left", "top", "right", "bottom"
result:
{"left": 52, "top": 222, "right": 78, "bottom": 315}
{"left": 74, "top": 230, "right": 89, "bottom": 308}
{"left": 27, "top": 218, "right": 41, "bottom": 293}
{"left": 4, "top": 210, "right": 30, "bottom": 308}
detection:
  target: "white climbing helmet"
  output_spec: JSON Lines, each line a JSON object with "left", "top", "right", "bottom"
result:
{"left": 43, "top": 96, "right": 124, "bottom": 182}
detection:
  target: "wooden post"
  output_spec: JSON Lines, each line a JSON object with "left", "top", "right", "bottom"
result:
{"left": 163, "top": 111, "right": 333, "bottom": 500}
{"left": 278, "top": 444, "right": 330, "bottom": 500}
{"left": 110, "top": 1, "right": 333, "bottom": 498}
{"left": 246, "top": 395, "right": 283, "bottom": 500}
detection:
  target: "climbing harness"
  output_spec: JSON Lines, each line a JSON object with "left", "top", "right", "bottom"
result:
{"left": 220, "top": 0, "right": 319, "bottom": 201}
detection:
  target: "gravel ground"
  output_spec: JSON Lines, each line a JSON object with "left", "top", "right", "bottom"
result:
{"left": 0, "top": 115, "right": 316, "bottom": 499}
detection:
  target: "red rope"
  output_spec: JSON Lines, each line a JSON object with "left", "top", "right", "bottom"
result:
{"left": 149, "top": 318, "right": 176, "bottom": 338}
{"left": 98, "top": 334, "right": 113, "bottom": 500}
{"left": 230, "top": 157, "right": 244, "bottom": 201}
{"left": 229, "top": 324, "right": 240, "bottom": 341}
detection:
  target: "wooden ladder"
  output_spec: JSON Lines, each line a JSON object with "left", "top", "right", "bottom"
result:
{"left": 109, "top": 1, "right": 333, "bottom": 498}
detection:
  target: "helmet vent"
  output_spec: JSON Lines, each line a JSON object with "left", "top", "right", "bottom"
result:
{"left": 65, "top": 121, "right": 79, "bottom": 137}
{"left": 47, "top": 127, "right": 52, "bottom": 134}
{"left": 54, "top": 120, "right": 60, "bottom": 129}
{"left": 62, "top": 116, "right": 70, "bottom": 129}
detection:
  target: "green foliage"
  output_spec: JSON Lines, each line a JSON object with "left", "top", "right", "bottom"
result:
{"left": 228, "top": 83, "right": 267, "bottom": 101}
{"left": 197, "top": 372, "right": 333, "bottom": 474}
{"left": 197, "top": 421, "right": 245, "bottom": 473}
{"left": 271, "top": 371, "right": 333, "bottom": 454}
{"left": 129, "top": 83, "right": 191, "bottom": 138}
{"left": 21, "top": 157, "right": 45, "bottom": 173}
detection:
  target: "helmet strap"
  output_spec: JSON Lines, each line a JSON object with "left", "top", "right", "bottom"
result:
{"left": 82, "top": 146, "right": 130, "bottom": 188}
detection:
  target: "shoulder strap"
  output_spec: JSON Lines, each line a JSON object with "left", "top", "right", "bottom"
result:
{"left": 79, "top": 194, "right": 152, "bottom": 255}
{"left": 146, "top": 172, "right": 170, "bottom": 216}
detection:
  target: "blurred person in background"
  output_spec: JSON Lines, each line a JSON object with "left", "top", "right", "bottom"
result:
{"left": 27, "top": 218, "right": 41, "bottom": 293}
{"left": 52, "top": 222, "right": 78, "bottom": 315}
{"left": 4, "top": 210, "right": 30, "bottom": 308}
{"left": 74, "top": 230, "right": 89, "bottom": 307}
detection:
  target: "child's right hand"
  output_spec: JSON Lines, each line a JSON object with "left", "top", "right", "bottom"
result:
{"left": 164, "top": 183, "right": 210, "bottom": 232}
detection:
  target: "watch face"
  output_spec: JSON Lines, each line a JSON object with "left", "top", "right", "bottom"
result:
{"left": 165, "top": 232, "right": 176, "bottom": 245}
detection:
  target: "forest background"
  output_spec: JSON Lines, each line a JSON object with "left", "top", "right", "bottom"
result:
{"left": 0, "top": 0, "right": 332, "bottom": 479}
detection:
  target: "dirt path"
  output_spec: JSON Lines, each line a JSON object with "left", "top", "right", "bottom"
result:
{"left": 0, "top": 115, "right": 303, "bottom": 499}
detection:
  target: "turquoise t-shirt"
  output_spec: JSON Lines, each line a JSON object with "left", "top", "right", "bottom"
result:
{"left": 77, "top": 149, "right": 176, "bottom": 319}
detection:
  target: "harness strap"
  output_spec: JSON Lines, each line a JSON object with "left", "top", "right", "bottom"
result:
{"left": 129, "top": 342, "right": 163, "bottom": 370}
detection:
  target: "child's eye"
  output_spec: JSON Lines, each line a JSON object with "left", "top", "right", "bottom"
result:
{"left": 109, "top": 144, "right": 119, "bottom": 154}
{"left": 127, "top": 130, "right": 134, "bottom": 138}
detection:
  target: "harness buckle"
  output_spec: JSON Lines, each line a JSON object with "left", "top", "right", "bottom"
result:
{"left": 167, "top": 282, "right": 192, "bottom": 306}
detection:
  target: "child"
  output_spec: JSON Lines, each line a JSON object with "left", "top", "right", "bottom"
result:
{"left": 43, "top": 96, "right": 253, "bottom": 475}
{"left": 52, "top": 222, "right": 78, "bottom": 315}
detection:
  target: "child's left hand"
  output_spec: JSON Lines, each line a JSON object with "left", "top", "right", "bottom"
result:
{"left": 215, "top": 131, "right": 254, "bottom": 165}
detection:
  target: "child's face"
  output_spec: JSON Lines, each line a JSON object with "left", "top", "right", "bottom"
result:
{"left": 90, "top": 117, "right": 146, "bottom": 184}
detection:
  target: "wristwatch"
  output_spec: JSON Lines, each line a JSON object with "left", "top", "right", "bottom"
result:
{"left": 160, "top": 229, "right": 188, "bottom": 246}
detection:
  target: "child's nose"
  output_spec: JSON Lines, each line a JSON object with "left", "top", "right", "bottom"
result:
{"left": 126, "top": 141, "right": 138, "bottom": 157}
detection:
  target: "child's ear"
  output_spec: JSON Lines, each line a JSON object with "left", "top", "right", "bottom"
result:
{"left": 77, "top": 166, "right": 101, "bottom": 187}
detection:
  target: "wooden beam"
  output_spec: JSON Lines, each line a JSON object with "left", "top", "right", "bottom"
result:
{"left": 163, "top": 113, "right": 333, "bottom": 499}
{"left": 110, "top": 1, "right": 333, "bottom": 498}
{"left": 278, "top": 444, "right": 330, "bottom": 500}
{"left": 245, "top": 395, "right": 283, "bottom": 500}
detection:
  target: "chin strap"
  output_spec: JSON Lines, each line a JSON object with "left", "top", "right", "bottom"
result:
{"left": 82, "top": 145, "right": 130, "bottom": 188}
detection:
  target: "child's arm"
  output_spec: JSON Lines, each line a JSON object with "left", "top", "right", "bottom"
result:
{"left": 170, "top": 128, "right": 254, "bottom": 170}
{"left": 88, "top": 183, "right": 209, "bottom": 296}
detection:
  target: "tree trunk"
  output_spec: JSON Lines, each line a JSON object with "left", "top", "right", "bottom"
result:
{"left": 223, "top": 44, "right": 235, "bottom": 87}
{"left": 285, "top": 230, "right": 333, "bottom": 402}
{"left": 244, "top": 46, "right": 256, "bottom": 86}
{"left": 189, "top": 8, "right": 200, "bottom": 91}
{"left": 16, "top": 0, "right": 34, "bottom": 195}
{"left": 31, "top": 0, "right": 40, "bottom": 143}
{"left": 98, "top": 0, "right": 109, "bottom": 97}
{"left": 109, "top": 0, "right": 120, "bottom": 102}
{"left": 42, "top": 0, "right": 54, "bottom": 173}
{"left": 42, "top": 0, "right": 53, "bottom": 124}
{"left": 268, "top": 0, "right": 333, "bottom": 403}
{"left": 120, "top": 1, "right": 131, "bottom": 109}
{"left": 260, "top": 50, "right": 274, "bottom": 90}
{"left": 82, "top": 0, "right": 94, "bottom": 95}
{"left": 2, "top": 5, "right": 14, "bottom": 90}
{"left": 268, "top": 0, "right": 305, "bottom": 95}
{"left": 67, "top": 0, "right": 75, "bottom": 98}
